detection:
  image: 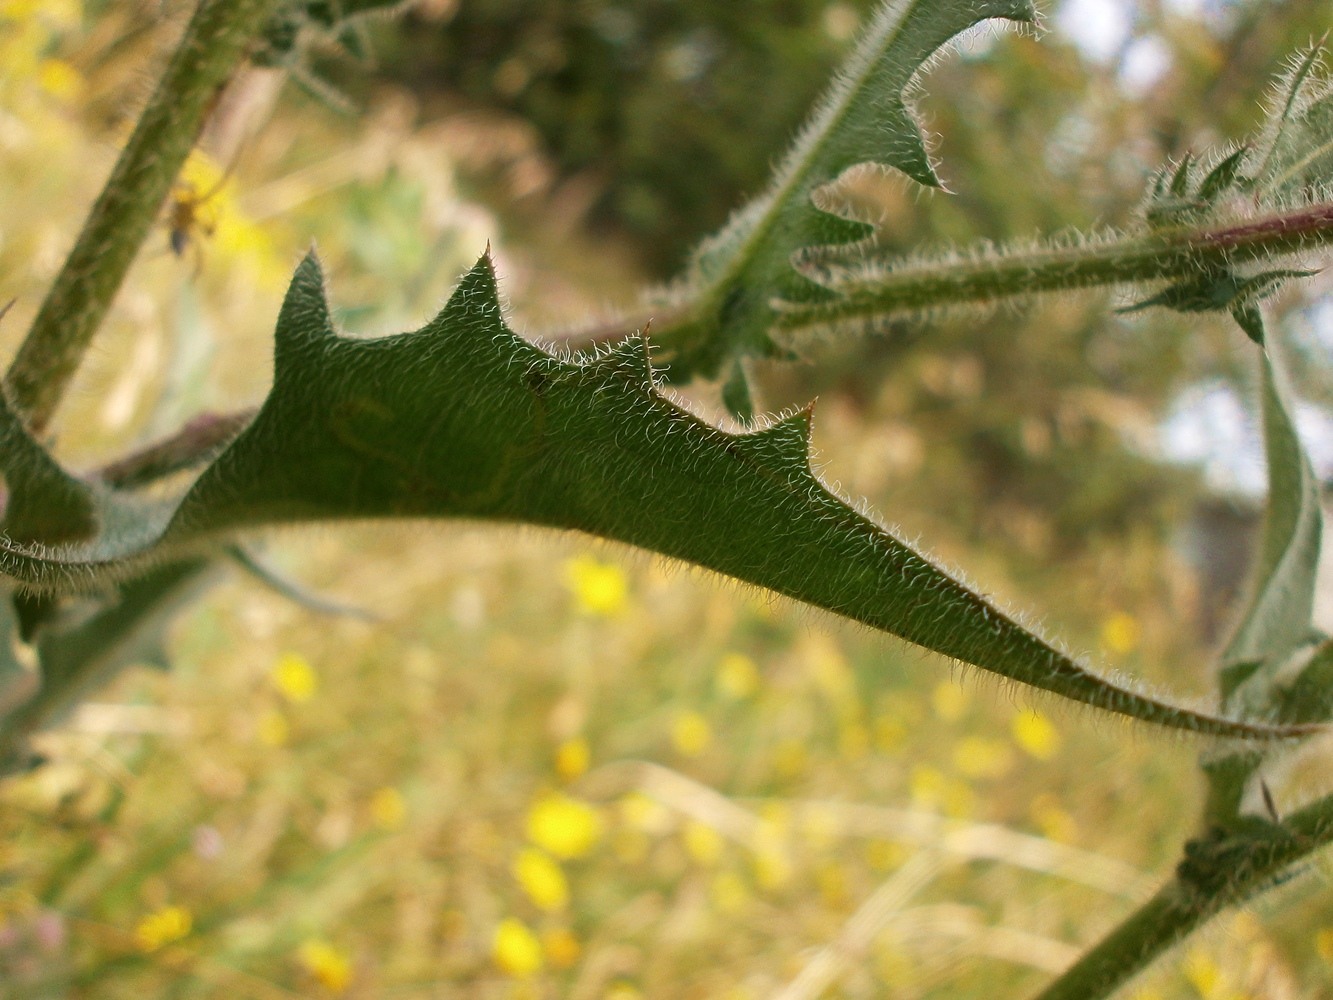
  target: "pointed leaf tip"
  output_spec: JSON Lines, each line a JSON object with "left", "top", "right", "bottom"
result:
{"left": 585, "top": 336, "right": 655, "bottom": 388}
{"left": 735, "top": 406, "right": 814, "bottom": 471}
{"left": 274, "top": 251, "right": 335, "bottom": 355}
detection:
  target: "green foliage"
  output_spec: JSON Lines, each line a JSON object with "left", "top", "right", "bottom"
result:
{"left": 659, "top": 0, "right": 1037, "bottom": 408}
{"left": 11, "top": 1, "right": 1333, "bottom": 997}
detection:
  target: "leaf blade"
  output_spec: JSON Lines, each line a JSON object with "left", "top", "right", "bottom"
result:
{"left": 0, "top": 253, "right": 1316, "bottom": 741}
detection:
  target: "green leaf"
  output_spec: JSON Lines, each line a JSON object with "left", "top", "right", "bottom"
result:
{"left": 1254, "top": 41, "right": 1333, "bottom": 198}
{"left": 1198, "top": 147, "right": 1248, "bottom": 204}
{"left": 1118, "top": 268, "right": 1317, "bottom": 317}
{"left": 660, "top": 0, "right": 1037, "bottom": 382}
{"left": 0, "top": 592, "right": 37, "bottom": 719}
{"left": 1222, "top": 317, "right": 1325, "bottom": 713}
{"left": 0, "top": 252, "right": 1315, "bottom": 741}
{"left": 1276, "top": 638, "right": 1333, "bottom": 723}
{"left": 0, "top": 558, "right": 217, "bottom": 771}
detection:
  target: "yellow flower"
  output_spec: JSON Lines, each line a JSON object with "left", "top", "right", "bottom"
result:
{"left": 931, "top": 681, "right": 969, "bottom": 722}
{"left": 670, "top": 711, "right": 712, "bottom": 756}
{"left": 773, "top": 739, "right": 807, "bottom": 779}
{"left": 1011, "top": 710, "right": 1061, "bottom": 760}
{"left": 494, "top": 917, "right": 543, "bottom": 977}
{"left": 1101, "top": 612, "right": 1141, "bottom": 655}
{"left": 527, "top": 792, "right": 603, "bottom": 859}
{"left": 865, "top": 838, "right": 907, "bottom": 871}
{"left": 370, "top": 787, "right": 407, "bottom": 831}
{"left": 715, "top": 653, "right": 759, "bottom": 700}
{"left": 682, "top": 821, "right": 725, "bottom": 866}
{"left": 753, "top": 846, "right": 793, "bottom": 890}
{"left": 709, "top": 871, "right": 750, "bottom": 914}
{"left": 135, "top": 905, "right": 191, "bottom": 952}
{"left": 542, "top": 927, "right": 581, "bottom": 969}
{"left": 36, "top": 58, "right": 79, "bottom": 100}
{"left": 513, "top": 848, "right": 569, "bottom": 911}
{"left": 618, "top": 792, "right": 671, "bottom": 834}
{"left": 1030, "top": 793, "right": 1078, "bottom": 843}
{"left": 604, "top": 983, "right": 643, "bottom": 1000}
{"left": 873, "top": 715, "right": 907, "bottom": 752}
{"left": 1317, "top": 927, "right": 1333, "bottom": 962}
{"left": 271, "top": 652, "right": 317, "bottom": 702}
{"left": 257, "top": 708, "right": 289, "bottom": 747}
{"left": 952, "top": 737, "right": 1014, "bottom": 779}
{"left": 1182, "top": 948, "right": 1220, "bottom": 999}
{"left": 554, "top": 737, "right": 590, "bottom": 781}
{"left": 815, "top": 860, "right": 850, "bottom": 908}
{"left": 564, "top": 555, "right": 628, "bottom": 616}
{"left": 299, "top": 939, "right": 352, "bottom": 993}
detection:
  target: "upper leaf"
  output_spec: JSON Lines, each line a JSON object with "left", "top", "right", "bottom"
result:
{"left": 1222, "top": 319, "right": 1326, "bottom": 718}
{"left": 658, "top": 0, "right": 1037, "bottom": 395}
{"left": 0, "top": 252, "right": 1315, "bottom": 741}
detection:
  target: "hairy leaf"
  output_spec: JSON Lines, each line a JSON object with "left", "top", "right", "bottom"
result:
{"left": 660, "top": 0, "right": 1037, "bottom": 395}
{"left": 1254, "top": 42, "right": 1333, "bottom": 199}
{"left": 0, "top": 253, "right": 1315, "bottom": 741}
{"left": 1222, "top": 319, "right": 1326, "bottom": 717}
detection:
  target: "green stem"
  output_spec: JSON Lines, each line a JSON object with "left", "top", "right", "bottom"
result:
{"left": 4, "top": 0, "right": 281, "bottom": 433}
{"left": 770, "top": 204, "right": 1333, "bottom": 334}
{"left": 1032, "top": 788, "right": 1333, "bottom": 1000}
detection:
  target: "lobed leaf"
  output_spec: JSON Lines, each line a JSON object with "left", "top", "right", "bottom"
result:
{"left": 659, "top": 0, "right": 1037, "bottom": 399}
{"left": 0, "top": 252, "right": 1317, "bottom": 741}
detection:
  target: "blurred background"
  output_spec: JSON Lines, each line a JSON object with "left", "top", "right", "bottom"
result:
{"left": 2, "top": 0, "right": 1333, "bottom": 996}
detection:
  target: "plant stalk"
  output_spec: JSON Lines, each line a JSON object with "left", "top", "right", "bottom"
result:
{"left": 4, "top": 0, "right": 281, "bottom": 433}
{"left": 1031, "top": 788, "right": 1333, "bottom": 1000}
{"left": 770, "top": 204, "right": 1333, "bottom": 334}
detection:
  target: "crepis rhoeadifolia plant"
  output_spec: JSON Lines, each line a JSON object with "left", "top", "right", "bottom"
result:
{"left": 7, "top": 1, "right": 1333, "bottom": 997}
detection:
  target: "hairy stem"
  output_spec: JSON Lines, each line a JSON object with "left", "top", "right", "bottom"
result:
{"left": 770, "top": 204, "right": 1333, "bottom": 333}
{"left": 1032, "top": 788, "right": 1333, "bottom": 1000}
{"left": 4, "top": 0, "right": 281, "bottom": 432}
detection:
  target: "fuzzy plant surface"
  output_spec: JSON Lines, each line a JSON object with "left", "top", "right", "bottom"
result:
{"left": 10, "top": 1, "right": 1333, "bottom": 998}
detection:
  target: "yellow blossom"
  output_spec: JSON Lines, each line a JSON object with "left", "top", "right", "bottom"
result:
{"left": 513, "top": 848, "right": 569, "bottom": 911}
{"left": 671, "top": 711, "right": 712, "bottom": 756}
{"left": 527, "top": 792, "right": 603, "bottom": 859}
{"left": 773, "top": 739, "right": 807, "bottom": 778}
{"left": 618, "top": 792, "right": 672, "bottom": 834}
{"left": 604, "top": 983, "right": 643, "bottom": 1000}
{"left": 931, "top": 681, "right": 969, "bottom": 722}
{"left": 555, "top": 737, "right": 590, "bottom": 781}
{"left": 494, "top": 917, "right": 543, "bottom": 977}
{"left": 36, "top": 58, "right": 79, "bottom": 100}
{"left": 815, "top": 860, "right": 849, "bottom": 908}
{"left": 1182, "top": 948, "right": 1220, "bottom": 999}
{"left": 564, "top": 555, "right": 628, "bottom": 616}
{"left": 299, "top": 939, "right": 352, "bottom": 993}
{"left": 257, "top": 708, "right": 289, "bottom": 747}
{"left": 682, "top": 821, "right": 725, "bottom": 865}
{"left": 873, "top": 715, "right": 907, "bottom": 752}
{"left": 1101, "top": 612, "right": 1141, "bottom": 655}
{"left": 543, "top": 927, "right": 581, "bottom": 969}
{"left": 1316, "top": 927, "right": 1333, "bottom": 962}
{"left": 136, "top": 905, "right": 191, "bottom": 952}
{"left": 271, "top": 652, "right": 317, "bottom": 702}
{"left": 1030, "top": 793, "right": 1078, "bottom": 843}
{"left": 866, "top": 838, "right": 907, "bottom": 871}
{"left": 952, "top": 737, "right": 1014, "bottom": 779}
{"left": 370, "top": 787, "right": 407, "bottom": 831}
{"left": 1012, "top": 710, "right": 1061, "bottom": 760}
{"left": 709, "top": 871, "right": 750, "bottom": 914}
{"left": 715, "top": 653, "right": 759, "bottom": 700}
{"left": 753, "top": 845, "right": 793, "bottom": 890}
